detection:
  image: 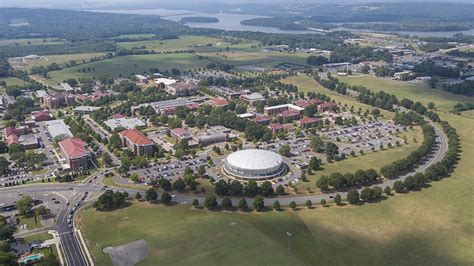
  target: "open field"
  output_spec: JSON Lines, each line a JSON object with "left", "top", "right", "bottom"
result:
{"left": 0, "top": 38, "right": 64, "bottom": 46}
{"left": 48, "top": 53, "right": 212, "bottom": 83}
{"left": 12, "top": 53, "right": 106, "bottom": 71}
{"left": 80, "top": 72, "right": 474, "bottom": 266}
{"left": 118, "top": 36, "right": 258, "bottom": 53}
{"left": 338, "top": 75, "right": 474, "bottom": 112}
{"left": 198, "top": 51, "right": 275, "bottom": 67}
{"left": 282, "top": 75, "right": 395, "bottom": 119}
{"left": 299, "top": 127, "right": 423, "bottom": 191}
{"left": 0, "top": 77, "right": 30, "bottom": 87}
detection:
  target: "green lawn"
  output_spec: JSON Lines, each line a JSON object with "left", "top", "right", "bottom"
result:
{"left": 282, "top": 75, "right": 395, "bottom": 119}
{"left": 298, "top": 127, "right": 423, "bottom": 191}
{"left": 48, "top": 53, "right": 211, "bottom": 83}
{"left": 338, "top": 75, "right": 474, "bottom": 113}
{"left": 0, "top": 38, "right": 64, "bottom": 46}
{"left": 0, "top": 77, "right": 30, "bottom": 87}
{"left": 118, "top": 36, "right": 258, "bottom": 53}
{"left": 80, "top": 64, "right": 474, "bottom": 266}
{"left": 13, "top": 53, "right": 106, "bottom": 71}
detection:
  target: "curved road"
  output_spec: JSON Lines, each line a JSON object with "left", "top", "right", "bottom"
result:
{"left": 0, "top": 121, "right": 448, "bottom": 265}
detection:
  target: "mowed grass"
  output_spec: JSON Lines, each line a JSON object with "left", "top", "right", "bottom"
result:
{"left": 198, "top": 51, "right": 275, "bottom": 66}
{"left": 0, "top": 38, "right": 64, "bottom": 46}
{"left": 298, "top": 127, "right": 423, "bottom": 191}
{"left": 80, "top": 65, "right": 474, "bottom": 266}
{"left": 282, "top": 75, "right": 395, "bottom": 119}
{"left": 117, "top": 36, "right": 258, "bottom": 53}
{"left": 0, "top": 77, "right": 30, "bottom": 87}
{"left": 48, "top": 53, "right": 211, "bottom": 83}
{"left": 338, "top": 75, "right": 474, "bottom": 112}
{"left": 14, "top": 53, "right": 106, "bottom": 71}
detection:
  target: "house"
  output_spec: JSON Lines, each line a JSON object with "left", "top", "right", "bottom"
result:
{"left": 167, "top": 81, "right": 197, "bottom": 96}
{"left": 58, "top": 138, "right": 91, "bottom": 172}
{"left": 119, "top": 129, "right": 154, "bottom": 157}
{"left": 298, "top": 117, "right": 320, "bottom": 128}
{"left": 210, "top": 97, "right": 229, "bottom": 108}
{"left": 32, "top": 111, "right": 53, "bottom": 122}
{"left": 240, "top": 93, "right": 265, "bottom": 106}
{"left": 317, "top": 102, "right": 337, "bottom": 112}
{"left": 171, "top": 128, "right": 192, "bottom": 141}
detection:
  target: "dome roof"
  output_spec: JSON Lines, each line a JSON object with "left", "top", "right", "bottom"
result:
{"left": 225, "top": 149, "right": 282, "bottom": 171}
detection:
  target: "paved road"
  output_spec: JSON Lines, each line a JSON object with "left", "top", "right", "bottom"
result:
{"left": 1, "top": 120, "right": 448, "bottom": 265}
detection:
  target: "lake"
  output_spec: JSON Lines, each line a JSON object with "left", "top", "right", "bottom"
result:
{"left": 95, "top": 8, "right": 474, "bottom": 37}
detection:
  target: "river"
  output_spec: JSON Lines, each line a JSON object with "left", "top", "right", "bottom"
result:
{"left": 95, "top": 8, "right": 474, "bottom": 37}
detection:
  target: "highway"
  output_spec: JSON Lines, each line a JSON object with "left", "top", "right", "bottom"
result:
{"left": 1, "top": 119, "right": 449, "bottom": 265}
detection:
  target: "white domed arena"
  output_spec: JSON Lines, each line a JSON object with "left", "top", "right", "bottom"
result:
{"left": 223, "top": 149, "right": 287, "bottom": 181}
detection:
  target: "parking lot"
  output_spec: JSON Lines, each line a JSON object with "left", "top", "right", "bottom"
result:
{"left": 324, "top": 121, "right": 404, "bottom": 154}
{"left": 129, "top": 156, "right": 209, "bottom": 183}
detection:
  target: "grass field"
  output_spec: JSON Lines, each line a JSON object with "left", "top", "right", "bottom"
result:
{"left": 13, "top": 53, "right": 106, "bottom": 71}
{"left": 0, "top": 77, "right": 30, "bottom": 87}
{"left": 282, "top": 75, "right": 395, "bottom": 119}
{"left": 0, "top": 38, "right": 64, "bottom": 46}
{"left": 198, "top": 51, "right": 275, "bottom": 67}
{"left": 48, "top": 53, "right": 211, "bottom": 83}
{"left": 298, "top": 127, "right": 423, "bottom": 191}
{"left": 118, "top": 36, "right": 258, "bottom": 53}
{"left": 80, "top": 69, "right": 474, "bottom": 266}
{"left": 338, "top": 75, "right": 474, "bottom": 112}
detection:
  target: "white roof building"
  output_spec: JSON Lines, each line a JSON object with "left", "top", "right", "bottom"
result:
{"left": 45, "top": 119, "right": 73, "bottom": 139}
{"left": 223, "top": 149, "right": 287, "bottom": 181}
{"left": 104, "top": 117, "right": 146, "bottom": 130}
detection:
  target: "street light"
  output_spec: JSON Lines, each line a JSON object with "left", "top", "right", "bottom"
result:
{"left": 286, "top": 232, "right": 292, "bottom": 254}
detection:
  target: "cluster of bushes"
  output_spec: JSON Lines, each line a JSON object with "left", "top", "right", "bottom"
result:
{"left": 93, "top": 190, "right": 128, "bottom": 211}
{"left": 214, "top": 180, "right": 285, "bottom": 197}
{"left": 316, "top": 169, "right": 379, "bottom": 190}
{"left": 380, "top": 123, "right": 436, "bottom": 178}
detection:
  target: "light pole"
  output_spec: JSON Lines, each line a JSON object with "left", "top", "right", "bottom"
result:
{"left": 286, "top": 232, "right": 292, "bottom": 254}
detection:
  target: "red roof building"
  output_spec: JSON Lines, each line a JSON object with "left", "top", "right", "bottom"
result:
{"left": 254, "top": 115, "right": 271, "bottom": 125}
{"left": 171, "top": 128, "right": 192, "bottom": 141}
{"left": 210, "top": 97, "right": 229, "bottom": 108}
{"left": 309, "top": 98, "right": 325, "bottom": 105}
{"left": 280, "top": 110, "right": 301, "bottom": 121}
{"left": 6, "top": 134, "right": 19, "bottom": 146}
{"left": 294, "top": 100, "right": 311, "bottom": 108}
{"left": 4, "top": 126, "right": 16, "bottom": 137}
{"left": 268, "top": 123, "right": 284, "bottom": 133}
{"left": 119, "top": 129, "right": 154, "bottom": 157}
{"left": 32, "top": 111, "right": 54, "bottom": 122}
{"left": 111, "top": 113, "right": 126, "bottom": 119}
{"left": 58, "top": 138, "right": 91, "bottom": 172}
{"left": 298, "top": 117, "right": 320, "bottom": 128}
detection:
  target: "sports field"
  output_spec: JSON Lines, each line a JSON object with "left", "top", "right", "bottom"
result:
{"left": 48, "top": 53, "right": 211, "bottom": 83}
{"left": 80, "top": 73, "right": 474, "bottom": 266}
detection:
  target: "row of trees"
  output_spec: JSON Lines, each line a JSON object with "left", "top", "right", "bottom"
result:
{"left": 380, "top": 123, "right": 435, "bottom": 179}
{"left": 214, "top": 180, "right": 285, "bottom": 197}
{"left": 93, "top": 190, "right": 128, "bottom": 211}
{"left": 316, "top": 169, "right": 379, "bottom": 190}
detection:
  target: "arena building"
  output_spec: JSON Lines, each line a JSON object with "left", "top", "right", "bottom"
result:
{"left": 223, "top": 149, "right": 287, "bottom": 180}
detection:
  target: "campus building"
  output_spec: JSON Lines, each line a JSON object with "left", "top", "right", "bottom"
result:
{"left": 223, "top": 149, "right": 287, "bottom": 181}
{"left": 58, "top": 138, "right": 91, "bottom": 172}
{"left": 119, "top": 129, "right": 154, "bottom": 157}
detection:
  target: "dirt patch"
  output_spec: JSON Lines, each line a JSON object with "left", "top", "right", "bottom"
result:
{"left": 103, "top": 239, "right": 150, "bottom": 266}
